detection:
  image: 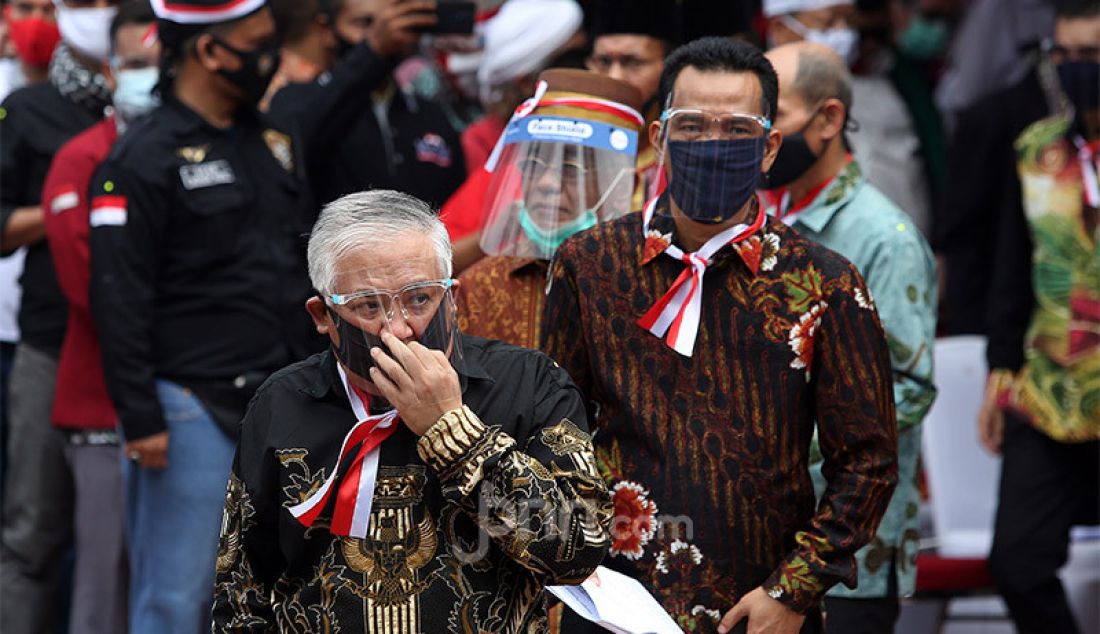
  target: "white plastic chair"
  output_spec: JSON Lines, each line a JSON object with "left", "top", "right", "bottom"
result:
{"left": 922, "top": 335, "right": 1001, "bottom": 558}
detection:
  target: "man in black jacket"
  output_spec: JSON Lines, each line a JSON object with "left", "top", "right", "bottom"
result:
{"left": 88, "top": 0, "right": 434, "bottom": 630}
{"left": 212, "top": 189, "right": 612, "bottom": 632}
{"left": 267, "top": 0, "right": 466, "bottom": 208}
{"left": 0, "top": 1, "right": 116, "bottom": 631}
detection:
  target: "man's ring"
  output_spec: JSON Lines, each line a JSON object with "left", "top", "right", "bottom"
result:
{"left": 128, "top": 451, "right": 141, "bottom": 462}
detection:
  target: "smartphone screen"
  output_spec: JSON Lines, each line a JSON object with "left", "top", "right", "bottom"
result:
{"left": 427, "top": 1, "right": 476, "bottom": 34}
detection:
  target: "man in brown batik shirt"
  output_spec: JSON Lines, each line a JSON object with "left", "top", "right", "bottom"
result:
{"left": 542, "top": 38, "right": 898, "bottom": 634}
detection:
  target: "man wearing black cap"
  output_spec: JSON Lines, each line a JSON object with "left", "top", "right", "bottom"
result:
{"left": 584, "top": 0, "right": 676, "bottom": 209}
{"left": 88, "top": 0, "right": 434, "bottom": 630}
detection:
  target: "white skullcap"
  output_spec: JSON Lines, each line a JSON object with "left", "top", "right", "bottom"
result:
{"left": 477, "top": 0, "right": 583, "bottom": 88}
{"left": 762, "top": 0, "right": 853, "bottom": 17}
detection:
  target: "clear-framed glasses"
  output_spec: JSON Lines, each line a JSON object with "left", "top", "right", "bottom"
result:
{"left": 662, "top": 109, "right": 772, "bottom": 142}
{"left": 329, "top": 279, "right": 457, "bottom": 325}
{"left": 516, "top": 154, "right": 589, "bottom": 181}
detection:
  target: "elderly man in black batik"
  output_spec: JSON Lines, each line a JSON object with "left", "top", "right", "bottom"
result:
{"left": 212, "top": 190, "right": 612, "bottom": 634}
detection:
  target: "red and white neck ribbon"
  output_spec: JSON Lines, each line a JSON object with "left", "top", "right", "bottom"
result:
{"left": 637, "top": 196, "right": 766, "bottom": 357}
{"left": 287, "top": 366, "right": 399, "bottom": 538}
{"left": 482, "top": 80, "right": 645, "bottom": 172}
{"left": 1074, "top": 136, "right": 1100, "bottom": 208}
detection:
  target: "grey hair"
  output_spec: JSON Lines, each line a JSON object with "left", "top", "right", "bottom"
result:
{"left": 793, "top": 48, "right": 853, "bottom": 115}
{"left": 307, "top": 190, "right": 453, "bottom": 294}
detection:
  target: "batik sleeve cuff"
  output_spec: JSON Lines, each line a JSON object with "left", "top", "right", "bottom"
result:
{"left": 761, "top": 554, "right": 828, "bottom": 615}
{"left": 417, "top": 405, "right": 516, "bottom": 495}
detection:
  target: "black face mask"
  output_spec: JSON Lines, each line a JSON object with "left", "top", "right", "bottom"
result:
{"left": 211, "top": 36, "right": 281, "bottom": 107}
{"left": 765, "top": 110, "right": 822, "bottom": 190}
{"left": 1058, "top": 60, "right": 1100, "bottom": 115}
{"left": 328, "top": 306, "right": 385, "bottom": 380}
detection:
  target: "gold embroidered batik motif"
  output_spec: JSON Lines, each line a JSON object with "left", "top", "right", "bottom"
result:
{"left": 216, "top": 473, "right": 255, "bottom": 574}
{"left": 278, "top": 448, "right": 330, "bottom": 535}
{"left": 338, "top": 466, "right": 437, "bottom": 634}
{"left": 540, "top": 419, "right": 599, "bottom": 478}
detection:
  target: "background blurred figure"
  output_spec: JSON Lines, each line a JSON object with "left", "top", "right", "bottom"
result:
{"left": 764, "top": 41, "right": 937, "bottom": 634}
{"left": 260, "top": 0, "right": 328, "bottom": 111}
{"left": 934, "top": 0, "right": 1054, "bottom": 129}
{"left": 765, "top": 0, "right": 936, "bottom": 236}
{"left": 457, "top": 69, "right": 642, "bottom": 348}
{"left": 933, "top": 1, "right": 1060, "bottom": 337}
{"left": 586, "top": 0, "right": 678, "bottom": 208}
{"left": 467, "top": 0, "right": 582, "bottom": 174}
{"left": 2, "top": 0, "right": 58, "bottom": 87}
{"left": 978, "top": 3, "right": 1100, "bottom": 633}
{"left": 0, "top": 1, "right": 116, "bottom": 631}
{"left": 268, "top": 0, "right": 466, "bottom": 209}
{"left": 35, "top": 4, "right": 158, "bottom": 632}
{"left": 437, "top": 0, "right": 584, "bottom": 269}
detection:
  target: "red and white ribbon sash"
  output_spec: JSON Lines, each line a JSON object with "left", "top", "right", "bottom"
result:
{"left": 483, "top": 80, "right": 645, "bottom": 172}
{"left": 1075, "top": 136, "right": 1100, "bottom": 209}
{"left": 287, "top": 366, "right": 398, "bottom": 538}
{"left": 637, "top": 196, "right": 766, "bottom": 357}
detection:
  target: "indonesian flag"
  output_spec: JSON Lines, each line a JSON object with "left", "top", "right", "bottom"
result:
{"left": 89, "top": 195, "right": 128, "bottom": 227}
{"left": 287, "top": 366, "right": 399, "bottom": 538}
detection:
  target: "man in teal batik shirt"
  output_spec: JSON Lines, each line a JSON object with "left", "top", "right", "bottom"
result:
{"left": 763, "top": 42, "right": 937, "bottom": 634}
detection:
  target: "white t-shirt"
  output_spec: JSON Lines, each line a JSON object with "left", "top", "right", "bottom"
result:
{"left": 0, "top": 249, "right": 24, "bottom": 343}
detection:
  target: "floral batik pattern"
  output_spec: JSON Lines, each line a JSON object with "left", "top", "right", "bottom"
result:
{"left": 543, "top": 210, "right": 898, "bottom": 624}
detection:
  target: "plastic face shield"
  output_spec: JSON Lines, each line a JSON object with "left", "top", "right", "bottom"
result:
{"left": 479, "top": 114, "right": 639, "bottom": 260}
{"left": 326, "top": 258, "right": 466, "bottom": 397}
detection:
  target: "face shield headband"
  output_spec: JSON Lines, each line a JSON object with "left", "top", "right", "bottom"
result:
{"left": 479, "top": 82, "right": 644, "bottom": 259}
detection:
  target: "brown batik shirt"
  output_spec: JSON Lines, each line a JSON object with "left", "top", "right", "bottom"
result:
{"left": 457, "top": 256, "right": 548, "bottom": 350}
{"left": 541, "top": 202, "right": 898, "bottom": 628}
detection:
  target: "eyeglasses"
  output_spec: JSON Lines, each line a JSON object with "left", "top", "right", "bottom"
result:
{"left": 329, "top": 279, "right": 456, "bottom": 324}
{"left": 517, "top": 155, "right": 588, "bottom": 180}
{"left": 586, "top": 54, "right": 661, "bottom": 75}
{"left": 662, "top": 109, "right": 772, "bottom": 141}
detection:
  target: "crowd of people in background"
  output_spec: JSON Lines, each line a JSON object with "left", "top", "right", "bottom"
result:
{"left": 0, "top": 0, "right": 1095, "bottom": 633}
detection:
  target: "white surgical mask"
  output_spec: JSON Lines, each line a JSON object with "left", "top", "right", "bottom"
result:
{"left": 780, "top": 14, "right": 859, "bottom": 66}
{"left": 111, "top": 66, "right": 159, "bottom": 131}
{"left": 54, "top": 0, "right": 117, "bottom": 62}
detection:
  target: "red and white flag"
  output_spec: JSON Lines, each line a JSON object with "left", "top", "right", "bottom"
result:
{"left": 89, "top": 195, "right": 128, "bottom": 227}
{"left": 287, "top": 366, "right": 399, "bottom": 538}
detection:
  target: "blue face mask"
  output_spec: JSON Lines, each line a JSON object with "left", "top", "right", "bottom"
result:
{"left": 517, "top": 203, "right": 598, "bottom": 256}
{"left": 111, "top": 66, "right": 159, "bottom": 129}
{"left": 666, "top": 137, "right": 765, "bottom": 224}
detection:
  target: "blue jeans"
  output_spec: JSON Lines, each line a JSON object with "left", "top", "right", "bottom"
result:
{"left": 123, "top": 380, "right": 235, "bottom": 634}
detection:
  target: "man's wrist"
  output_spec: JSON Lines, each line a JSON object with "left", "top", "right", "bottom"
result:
{"left": 987, "top": 368, "right": 1015, "bottom": 409}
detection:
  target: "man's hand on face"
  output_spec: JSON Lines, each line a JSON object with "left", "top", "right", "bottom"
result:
{"left": 124, "top": 431, "right": 169, "bottom": 470}
{"left": 718, "top": 587, "right": 805, "bottom": 634}
{"left": 369, "top": 331, "right": 463, "bottom": 435}
{"left": 364, "top": 0, "right": 437, "bottom": 58}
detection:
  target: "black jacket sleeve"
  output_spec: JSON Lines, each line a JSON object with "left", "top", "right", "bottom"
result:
{"left": 89, "top": 156, "right": 172, "bottom": 441}
{"left": 267, "top": 42, "right": 397, "bottom": 177}
{"left": 0, "top": 92, "right": 30, "bottom": 253}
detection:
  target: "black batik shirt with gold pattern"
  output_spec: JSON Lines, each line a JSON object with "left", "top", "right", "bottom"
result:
{"left": 541, "top": 206, "right": 898, "bottom": 627}
{"left": 212, "top": 338, "right": 612, "bottom": 633}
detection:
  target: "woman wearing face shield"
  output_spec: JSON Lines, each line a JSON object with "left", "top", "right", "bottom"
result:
{"left": 456, "top": 68, "right": 643, "bottom": 349}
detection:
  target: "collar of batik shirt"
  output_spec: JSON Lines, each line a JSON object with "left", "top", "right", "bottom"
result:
{"left": 637, "top": 193, "right": 782, "bottom": 277}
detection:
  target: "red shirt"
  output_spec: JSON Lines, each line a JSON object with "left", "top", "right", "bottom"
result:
{"left": 459, "top": 113, "right": 505, "bottom": 176}
{"left": 42, "top": 116, "right": 118, "bottom": 429}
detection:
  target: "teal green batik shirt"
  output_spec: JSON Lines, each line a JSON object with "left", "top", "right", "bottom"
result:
{"left": 765, "top": 159, "right": 937, "bottom": 599}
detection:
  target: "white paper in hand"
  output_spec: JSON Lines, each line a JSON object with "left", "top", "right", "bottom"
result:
{"left": 547, "top": 566, "right": 682, "bottom": 634}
